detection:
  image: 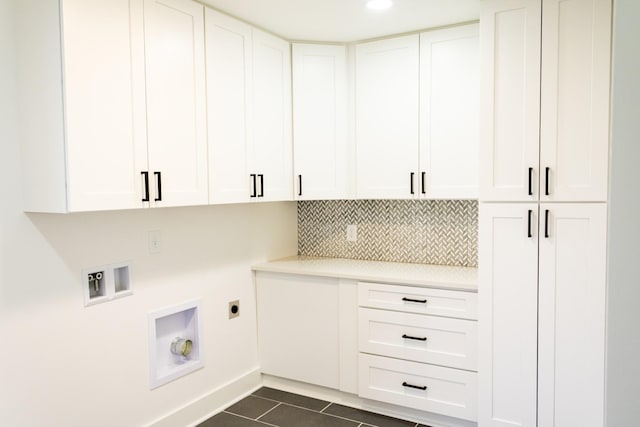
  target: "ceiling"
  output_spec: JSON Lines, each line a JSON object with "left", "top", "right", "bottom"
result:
{"left": 199, "top": 0, "right": 480, "bottom": 42}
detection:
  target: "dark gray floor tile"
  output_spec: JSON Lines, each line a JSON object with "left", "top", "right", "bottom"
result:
{"left": 259, "top": 403, "right": 359, "bottom": 427}
{"left": 197, "top": 411, "right": 268, "bottom": 427}
{"left": 322, "top": 404, "right": 415, "bottom": 427}
{"left": 226, "top": 396, "right": 280, "bottom": 419}
{"left": 253, "top": 387, "right": 330, "bottom": 411}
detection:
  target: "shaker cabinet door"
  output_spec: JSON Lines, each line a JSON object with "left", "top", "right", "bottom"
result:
{"left": 62, "top": 0, "right": 148, "bottom": 211}
{"left": 356, "top": 35, "right": 420, "bottom": 199}
{"left": 293, "top": 43, "right": 349, "bottom": 200}
{"left": 251, "top": 29, "right": 293, "bottom": 202}
{"left": 478, "top": 203, "right": 539, "bottom": 427}
{"left": 537, "top": 203, "right": 607, "bottom": 427}
{"left": 539, "top": 0, "right": 612, "bottom": 202}
{"left": 479, "top": 0, "right": 541, "bottom": 202}
{"left": 205, "top": 8, "right": 253, "bottom": 204}
{"left": 144, "top": 0, "right": 208, "bottom": 207}
{"left": 420, "top": 24, "right": 479, "bottom": 199}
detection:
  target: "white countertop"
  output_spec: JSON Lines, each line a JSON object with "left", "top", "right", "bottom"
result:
{"left": 252, "top": 256, "right": 478, "bottom": 292}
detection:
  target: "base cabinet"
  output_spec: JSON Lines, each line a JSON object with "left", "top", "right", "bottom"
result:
{"left": 256, "top": 273, "right": 340, "bottom": 389}
{"left": 358, "top": 282, "right": 478, "bottom": 422}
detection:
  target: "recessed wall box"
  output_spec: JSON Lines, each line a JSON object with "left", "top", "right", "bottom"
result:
{"left": 82, "top": 262, "right": 132, "bottom": 306}
{"left": 112, "top": 263, "right": 132, "bottom": 298}
{"left": 148, "top": 299, "right": 204, "bottom": 389}
{"left": 82, "top": 267, "right": 108, "bottom": 306}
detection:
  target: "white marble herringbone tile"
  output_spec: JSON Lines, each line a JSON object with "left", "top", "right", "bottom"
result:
{"left": 297, "top": 200, "right": 478, "bottom": 267}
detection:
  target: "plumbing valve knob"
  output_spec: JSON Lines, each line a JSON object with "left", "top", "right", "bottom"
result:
{"left": 170, "top": 337, "right": 193, "bottom": 357}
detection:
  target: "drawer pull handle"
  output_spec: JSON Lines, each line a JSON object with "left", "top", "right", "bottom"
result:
{"left": 402, "top": 334, "right": 427, "bottom": 341}
{"left": 402, "top": 382, "right": 427, "bottom": 391}
{"left": 402, "top": 297, "right": 427, "bottom": 304}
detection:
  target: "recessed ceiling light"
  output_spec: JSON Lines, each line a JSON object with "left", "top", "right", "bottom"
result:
{"left": 367, "top": 0, "right": 393, "bottom": 11}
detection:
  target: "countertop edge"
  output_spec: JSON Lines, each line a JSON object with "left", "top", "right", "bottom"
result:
{"left": 252, "top": 257, "right": 478, "bottom": 293}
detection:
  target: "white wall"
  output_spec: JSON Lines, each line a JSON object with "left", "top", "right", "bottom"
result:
{"left": 0, "top": 0, "right": 297, "bottom": 425}
{"left": 606, "top": 0, "right": 640, "bottom": 425}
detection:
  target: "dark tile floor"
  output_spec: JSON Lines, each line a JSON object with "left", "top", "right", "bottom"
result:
{"left": 198, "top": 387, "right": 432, "bottom": 427}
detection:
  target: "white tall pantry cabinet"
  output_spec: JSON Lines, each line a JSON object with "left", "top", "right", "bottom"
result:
{"left": 479, "top": 1, "right": 611, "bottom": 427}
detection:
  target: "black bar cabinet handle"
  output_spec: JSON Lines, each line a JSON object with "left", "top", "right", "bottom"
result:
{"left": 402, "top": 382, "right": 427, "bottom": 391}
{"left": 402, "top": 297, "right": 427, "bottom": 304}
{"left": 298, "top": 174, "right": 302, "bottom": 197}
{"left": 141, "top": 171, "right": 150, "bottom": 202}
{"left": 258, "top": 174, "right": 264, "bottom": 197}
{"left": 545, "top": 167, "right": 550, "bottom": 196}
{"left": 528, "top": 167, "right": 533, "bottom": 196}
{"left": 402, "top": 334, "right": 427, "bottom": 342}
{"left": 250, "top": 174, "right": 257, "bottom": 198}
{"left": 421, "top": 171, "right": 426, "bottom": 195}
{"left": 545, "top": 209, "right": 550, "bottom": 238}
{"left": 527, "top": 209, "right": 533, "bottom": 238}
{"left": 410, "top": 172, "right": 415, "bottom": 195}
{"left": 154, "top": 171, "right": 162, "bottom": 201}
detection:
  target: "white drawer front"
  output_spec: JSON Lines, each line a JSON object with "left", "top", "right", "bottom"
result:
{"left": 359, "top": 308, "right": 477, "bottom": 371}
{"left": 358, "top": 282, "right": 478, "bottom": 320}
{"left": 358, "top": 353, "right": 477, "bottom": 422}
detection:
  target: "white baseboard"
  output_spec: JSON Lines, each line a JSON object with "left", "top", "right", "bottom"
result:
{"left": 146, "top": 368, "right": 262, "bottom": 427}
{"left": 262, "top": 375, "right": 477, "bottom": 427}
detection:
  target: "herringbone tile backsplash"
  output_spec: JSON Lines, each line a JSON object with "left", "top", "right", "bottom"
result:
{"left": 297, "top": 200, "right": 478, "bottom": 267}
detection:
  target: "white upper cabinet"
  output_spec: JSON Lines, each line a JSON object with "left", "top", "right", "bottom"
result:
{"left": 356, "top": 26, "right": 479, "bottom": 200}
{"left": 18, "top": 0, "right": 147, "bottom": 212}
{"left": 251, "top": 29, "right": 293, "bottom": 202}
{"left": 539, "top": 0, "right": 611, "bottom": 202}
{"left": 480, "top": 0, "right": 611, "bottom": 202}
{"left": 292, "top": 43, "right": 349, "bottom": 200}
{"left": 143, "top": 0, "right": 208, "bottom": 208}
{"left": 205, "top": 12, "right": 292, "bottom": 203}
{"left": 18, "top": 0, "right": 207, "bottom": 212}
{"left": 205, "top": 8, "right": 253, "bottom": 204}
{"left": 356, "top": 35, "right": 420, "bottom": 199}
{"left": 420, "top": 24, "right": 479, "bottom": 199}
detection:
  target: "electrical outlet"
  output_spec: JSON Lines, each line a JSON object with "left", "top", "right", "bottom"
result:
{"left": 346, "top": 224, "right": 358, "bottom": 242}
{"left": 229, "top": 300, "right": 240, "bottom": 319}
{"left": 148, "top": 230, "right": 161, "bottom": 254}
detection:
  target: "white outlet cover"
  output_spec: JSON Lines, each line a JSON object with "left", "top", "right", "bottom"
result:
{"left": 346, "top": 224, "right": 358, "bottom": 241}
{"left": 148, "top": 230, "right": 161, "bottom": 254}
